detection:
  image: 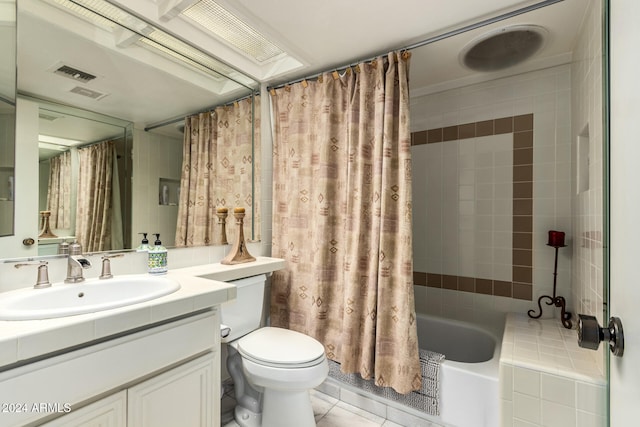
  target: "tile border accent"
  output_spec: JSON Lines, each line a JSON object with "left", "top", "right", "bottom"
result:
{"left": 412, "top": 114, "right": 533, "bottom": 300}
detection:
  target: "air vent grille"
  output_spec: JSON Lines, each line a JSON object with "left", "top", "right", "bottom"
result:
{"left": 69, "top": 86, "right": 108, "bottom": 100}
{"left": 54, "top": 65, "right": 97, "bottom": 83}
{"left": 39, "top": 112, "right": 65, "bottom": 121}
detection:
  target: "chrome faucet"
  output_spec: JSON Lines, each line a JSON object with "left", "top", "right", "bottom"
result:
{"left": 99, "top": 254, "right": 124, "bottom": 279}
{"left": 14, "top": 261, "right": 51, "bottom": 289}
{"left": 65, "top": 241, "right": 92, "bottom": 283}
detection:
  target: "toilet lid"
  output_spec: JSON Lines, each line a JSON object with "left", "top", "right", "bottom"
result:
{"left": 237, "top": 327, "right": 326, "bottom": 367}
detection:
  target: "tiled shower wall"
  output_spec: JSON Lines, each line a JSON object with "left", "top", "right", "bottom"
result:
{"left": 410, "top": 64, "right": 573, "bottom": 332}
{"left": 570, "top": 0, "right": 604, "bottom": 326}
{"left": 570, "top": 0, "right": 606, "bottom": 374}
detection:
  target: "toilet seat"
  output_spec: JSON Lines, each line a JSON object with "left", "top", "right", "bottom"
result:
{"left": 237, "top": 327, "right": 326, "bottom": 368}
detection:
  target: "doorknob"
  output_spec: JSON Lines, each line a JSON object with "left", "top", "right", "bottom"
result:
{"left": 577, "top": 314, "right": 624, "bottom": 357}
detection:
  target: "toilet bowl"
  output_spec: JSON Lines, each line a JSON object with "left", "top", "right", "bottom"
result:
{"left": 222, "top": 275, "right": 328, "bottom": 427}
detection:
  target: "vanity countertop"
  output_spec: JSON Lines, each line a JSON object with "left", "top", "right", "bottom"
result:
{"left": 171, "top": 256, "right": 286, "bottom": 282}
{"left": 0, "top": 271, "right": 236, "bottom": 369}
{"left": 0, "top": 256, "right": 286, "bottom": 368}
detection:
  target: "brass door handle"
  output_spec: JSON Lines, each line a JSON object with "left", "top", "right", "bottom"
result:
{"left": 22, "top": 237, "right": 35, "bottom": 246}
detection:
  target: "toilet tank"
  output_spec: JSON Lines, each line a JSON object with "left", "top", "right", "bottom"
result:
{"left": 221, "top": 274, "right": 266, "bottom": 342}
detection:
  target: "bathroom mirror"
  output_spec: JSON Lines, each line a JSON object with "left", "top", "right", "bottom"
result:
{"left": 6, "top": 0, "right": 260, "bottom": 255}
{"left": 35, "top": 98, "right": 131, "bottom": 255}
{"left": 0, "top": 0, "right": 16, "bottom": 237}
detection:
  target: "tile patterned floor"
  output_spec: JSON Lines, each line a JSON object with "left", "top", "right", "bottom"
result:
{"left": 221, "top": 387, "right": 403, "bottom": 427}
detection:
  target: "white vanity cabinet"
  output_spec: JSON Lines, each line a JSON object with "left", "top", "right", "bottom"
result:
{"left": 0, "top": 309, "right": 221, "bottom": 427}
{"left": 40, "top": 353, "right": 217, "bottom": 427}
{"left": 40, "top": 391, "right": 127, "bottom": 427}
{"left": 127, "top": 352, "right": 216, "bottom": 426}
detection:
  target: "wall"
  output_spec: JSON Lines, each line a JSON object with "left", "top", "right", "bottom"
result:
{"left": 570, "top": 0, "right": 606, "bottom": 377}
{"left": 570, "top": 0, "right": 604, "bottom": 325}
{"left": 411, "top": 64, "right": 573, "bottom": 333}
{"left": 131, "top": 128, "right": 182, "bottom": 248}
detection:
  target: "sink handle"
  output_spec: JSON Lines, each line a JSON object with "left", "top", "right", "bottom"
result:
{"left": 100, "top": 254, "right": 124, "bottom": 280}
{"left": 14, "top": 261, "right": 51, "bottom": 289}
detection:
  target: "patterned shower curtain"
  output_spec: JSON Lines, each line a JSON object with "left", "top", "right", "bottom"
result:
{"left": 75, "top": 140, "right": 116, "bottom": 252}
{"left": 270, "top": 52, "right": 420, "bottom": 394}
{"left": 46, "top": 150, "right": 71, "bottom": 230}
{"left": 175, "top": 97, "right": 261, "bottom": 247}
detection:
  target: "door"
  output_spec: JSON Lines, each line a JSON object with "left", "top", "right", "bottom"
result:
{"left": 127, "top": 352, "right": 218, "bottom": 427}
{"left": 608, "top": 0, "right": 640, "bottom": 424}
{"left": 0, "top": 98, "right": 39, "bottom": 259}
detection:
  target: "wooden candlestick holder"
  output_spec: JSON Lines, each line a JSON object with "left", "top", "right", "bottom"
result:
{"left": 38, "top": 211, "right": 57, "bottom": 238}
{"left": 216, "top": 207, "right": 229, "bottom": 245}
{"left": 221, "top": 207, "right": 255, "bottom": 265}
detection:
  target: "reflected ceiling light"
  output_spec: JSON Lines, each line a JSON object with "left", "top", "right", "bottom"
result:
{"left": 181, "top": 0, "right": 284, "bottom": 63}
{"left": 38, "top": 135, "right": 83, "bottom": 147}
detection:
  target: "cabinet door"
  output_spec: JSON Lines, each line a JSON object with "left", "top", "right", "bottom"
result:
{"left": 127, "top": 352, "right": 218, "bottom": 427}
{"left": 39, "top": 391, "right": 126, "bottom": 427}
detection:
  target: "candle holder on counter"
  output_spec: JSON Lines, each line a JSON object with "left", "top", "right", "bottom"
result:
{"left": 221, "top": 207, "right": 255, "bottom": 265}
{"left": 38, "top": 211, "right": 57, "bottom": 238}
{"left": 216, "top": 207, "right": 229, "bottom": 245}
{"left": 528, "top": 230, "right": 572, "bottom": 329}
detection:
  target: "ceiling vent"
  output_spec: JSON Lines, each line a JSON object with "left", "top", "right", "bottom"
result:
{"left": 39, "top": 111, "right": 66, "bottom": 121}
{"left": 53, "top": 64, "right": 97, "bottom": 83}
{"left": 460, "top": 25, "right": 547, "bottom": 72}
{"left": 69, "top": 86, "right": 108, "bottom": 100}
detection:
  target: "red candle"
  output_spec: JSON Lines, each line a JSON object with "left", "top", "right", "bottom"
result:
{"left": 548, "top": 230, "right": 565, "bottom": 247}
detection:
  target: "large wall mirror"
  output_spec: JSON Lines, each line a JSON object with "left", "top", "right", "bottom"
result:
{"left": 0, "top": 0, "right": 16, "bottom": 237}
{"left": 3, "top": 0, "right": 260, "bottom": 257}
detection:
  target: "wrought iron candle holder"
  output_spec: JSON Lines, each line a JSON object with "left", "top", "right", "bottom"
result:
{"left": 528, "top": 230, "right": 573, "bottom": 329}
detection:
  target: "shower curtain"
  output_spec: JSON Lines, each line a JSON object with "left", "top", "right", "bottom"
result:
{"left": 270, "top": 52, "right": 420, "bottom": 394}
{"left": 175, "top": 97, "right": 261, "bottom": 246}
{"left": 75, "top": 140, "right": 122, "bottom": 252}
{"left": 46, "top": 151, "right": 71, "bottom": 230}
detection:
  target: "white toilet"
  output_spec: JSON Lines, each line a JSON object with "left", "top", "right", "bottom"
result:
{"left": 221, "top": 274, "right": 328, "bottom": 427}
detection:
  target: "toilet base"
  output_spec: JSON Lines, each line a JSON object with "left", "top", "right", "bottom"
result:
{"left": 234, "top": 405, "right": 261, "bottom": 427}
{"left": 262, "top": 389, "right": 315, "bottom": 427}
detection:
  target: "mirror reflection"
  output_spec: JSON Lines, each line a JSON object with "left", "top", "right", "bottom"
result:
{"left": 0, "top": 0, "right": 16, "bottom": 237}
{"left": 36, "top": 100, "right": 131, "bottom": 254}
{"left": 9, "top": 0, "right": 260, "bottom": 256}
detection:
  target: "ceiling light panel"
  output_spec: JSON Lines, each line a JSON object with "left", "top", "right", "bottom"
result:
{"left": 182, "top": 0, "right": 284, "bottom": 63}
{"left": 47, "top": 0, "right": 126, "bottom": 31}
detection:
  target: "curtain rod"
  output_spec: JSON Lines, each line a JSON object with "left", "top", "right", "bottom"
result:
{"left": 267, "top": 0, "right": 564, "bottom": 91}
{"left": 144, "top": 91, "right": 258, "bottom": 132}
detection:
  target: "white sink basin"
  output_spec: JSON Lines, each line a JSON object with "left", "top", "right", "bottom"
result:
{"left": 0, "top": 275, "right": 181, "bottom": 320}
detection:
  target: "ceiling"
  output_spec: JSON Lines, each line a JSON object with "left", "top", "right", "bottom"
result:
{"left": 18, "top": 0, "right": 589, "bottom": 143}
{"left": 113, "top": 0, "right": 588, "bottom": 92}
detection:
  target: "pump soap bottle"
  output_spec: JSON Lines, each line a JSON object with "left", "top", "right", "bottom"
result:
{"left": 137, "top": 233, "right": 150, "bottom": 252}
{"left": 148, "top": 233, "right": 167, "bottom": 274}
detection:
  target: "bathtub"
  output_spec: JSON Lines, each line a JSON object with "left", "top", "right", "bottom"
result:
{"left": 416, "top": 314, "right": 501, "bottom": 427}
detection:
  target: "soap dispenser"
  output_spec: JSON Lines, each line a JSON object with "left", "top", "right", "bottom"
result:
{"left": 148, "top": 233, "right": 167, "bottom": 274}
{"left": 137, "top": 232, "right": 150, "bottom": 252}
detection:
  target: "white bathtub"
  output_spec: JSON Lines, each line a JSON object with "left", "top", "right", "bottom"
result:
{"left": 417, "top": 314, "right": 501, "bottom": 427}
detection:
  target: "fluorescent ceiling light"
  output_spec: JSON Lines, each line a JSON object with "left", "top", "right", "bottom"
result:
{"left": 39, "top": 134, "right": 83, "bottom": 147}
{"left": 181, "top": 0, "right": 284, "bottom": 63}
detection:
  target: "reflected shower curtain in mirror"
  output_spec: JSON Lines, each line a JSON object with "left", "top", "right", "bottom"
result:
{"left": 175, "top": 96, "right": 261, "bottom": 247}
{"left": 46, "top": 151, "right": 71, "bottom": 230}
{"left": 270, "top": 52, "right": 420, "bottom": 394}
{"left": 75, "top": 140, "right": 122, "bottom": 252}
